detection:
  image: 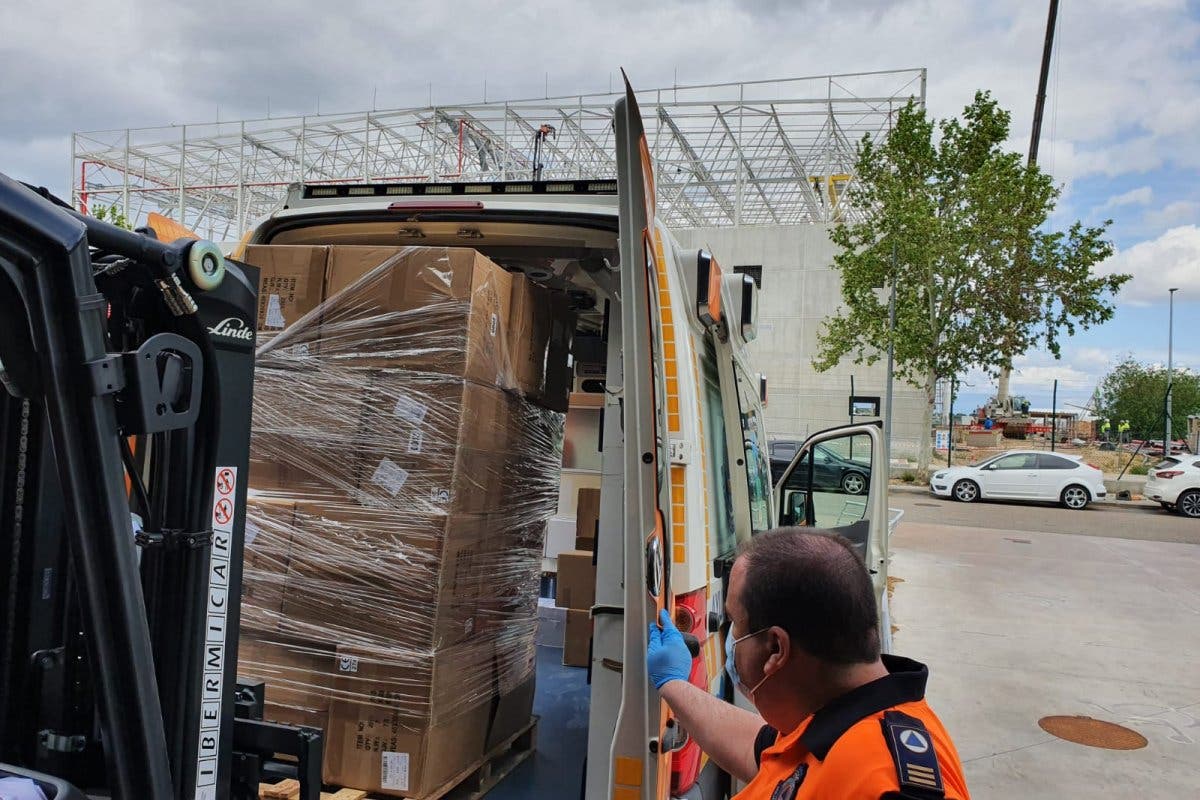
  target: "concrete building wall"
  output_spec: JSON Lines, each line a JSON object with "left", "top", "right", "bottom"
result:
{"left": 672, "top": 224, "right": 929, "bottom": 463}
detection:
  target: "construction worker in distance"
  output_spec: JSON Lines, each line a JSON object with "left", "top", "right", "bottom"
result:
{"left": 646, "top": 528, "right": 970, "bottom": 799}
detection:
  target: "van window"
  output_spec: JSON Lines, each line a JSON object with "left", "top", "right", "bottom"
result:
{"left": 700, "top": 357, "right": 736, "bottom": 555}
{"left": 734, "top": 365, "right": 771, "bottom": 534}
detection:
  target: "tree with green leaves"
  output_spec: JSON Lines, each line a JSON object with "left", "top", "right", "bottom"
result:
{"left": 813, "top": 91, "right": 1129, "bottom": 470}
{"left": 91, "top": 204, "right": 132, "bottom": 230}
{"left": 1096, "top": 359, "right": 1200, "bottom": 441}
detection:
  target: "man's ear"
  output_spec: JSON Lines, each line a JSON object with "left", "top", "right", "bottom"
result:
{"left": 765, "top": 626, "right": 791, "bottom": 673}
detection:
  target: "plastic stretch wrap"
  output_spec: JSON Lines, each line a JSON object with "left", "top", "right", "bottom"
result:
{"left": 238, "top": 246, "right": 566, "bottom": 748}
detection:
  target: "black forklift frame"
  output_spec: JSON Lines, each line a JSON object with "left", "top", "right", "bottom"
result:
{"left": 0, "top": 174, "right": 175, "bottom": 798}
{"left": 0, "top": 174, "right": 318, "bottom": 800}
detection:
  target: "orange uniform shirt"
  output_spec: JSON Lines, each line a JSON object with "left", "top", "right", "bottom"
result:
{"left": 735, "top": 656, "right": 970, "bottom": 800}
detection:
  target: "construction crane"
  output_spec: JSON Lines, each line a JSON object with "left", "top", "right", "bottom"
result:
{"left": 995, "top": 0, "right": 1060, "bottom": 408}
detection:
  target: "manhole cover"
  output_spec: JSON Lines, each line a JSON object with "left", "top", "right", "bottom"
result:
{"left": 1038, "top": 716, "right": 1147, "bottom": 750}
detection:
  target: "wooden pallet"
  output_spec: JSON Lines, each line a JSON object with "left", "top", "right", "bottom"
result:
{"left": 259, "top": 717, "right": 538, "bottom": 800}
{"left": 259, "top": 782, "right": 367, "bottom": 800}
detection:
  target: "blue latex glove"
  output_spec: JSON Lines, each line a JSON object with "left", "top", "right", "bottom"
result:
{"left": 646, "top": 609, "right": 693, "bottom": 690}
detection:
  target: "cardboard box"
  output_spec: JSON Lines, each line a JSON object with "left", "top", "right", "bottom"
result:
{"left": 508, "top": 275, "right": 576, "bottom": 411}
{"left": 543, "top": 517, "right": 576, "bottom": 560}
{"left": 535, "top": 597, "right": 566, "bottom": 647}
{"left": 240, "top": 497, "right": 297, "bottom": 632}
{"left": 324, "top": 641, "right": 497, "bottom": 797}
{"left": 237, "top": 631, "right": 337, "bottom": 731}
{"left": 563, "top": 609, "right": 592, "bottom": 667}
{"left": 248, "top": 363, "right": 369, "bottom": 497}
{"left": 488, "top": 648, "right": 536, "bottom": 750}
{"left": 281, "top": 506, "right": 489, "bottom": 649}
{"left": 243, "top": 245, "right": 328, "bottom": 334}
{"left": 357, "top": 373, "right": 515, "bottom": 462}
{"left": 320, "top": 247, "right": 515, "bottom": 387}
{"left": 574, "top": 488, "right": 600, "bottom": 551}
{"left": 555, "top": 550, "right": 595, "bottom": 610}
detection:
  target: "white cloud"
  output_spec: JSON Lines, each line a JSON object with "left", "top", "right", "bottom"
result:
{"left": 0, "top": 0, "right": 1198, "bottom": 200}
{"left": 958, "top": 347, "right": 1106, "bottom": 411}
{"left": 1099, "top": 186, "right": 1154, "bottom": 211}
{"left": 1096, "top": 225, "right": 1200, "bottom": 305}
{"left": 1070, "top": 346, "right": 1120, "bottom": 373}
{"left": 1142, "top": 200, "right": 1200, "bottom": 230}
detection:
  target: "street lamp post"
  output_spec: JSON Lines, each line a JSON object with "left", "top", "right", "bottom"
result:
{"left": 1166, "top": 287, "right": 1179, "bottom": 457}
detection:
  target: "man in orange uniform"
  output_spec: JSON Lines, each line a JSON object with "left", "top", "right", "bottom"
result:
{"left": 646, "top": 528, "right": 970, "bottom": 799}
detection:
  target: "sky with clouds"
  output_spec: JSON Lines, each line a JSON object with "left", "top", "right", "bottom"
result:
{"left": 2, "top": 0, "right": 1197, "bottom": 413}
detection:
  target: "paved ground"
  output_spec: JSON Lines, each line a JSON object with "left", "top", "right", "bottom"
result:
{"left": 890, "top": 507, "right": 1200, "bottom": 799}
{"left": 890, "top": 484, "right": 1200, "bottom": 544}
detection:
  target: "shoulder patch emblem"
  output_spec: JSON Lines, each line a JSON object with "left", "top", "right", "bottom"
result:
{"left": 882, "top": 710, "right": 944, "bottom": 796}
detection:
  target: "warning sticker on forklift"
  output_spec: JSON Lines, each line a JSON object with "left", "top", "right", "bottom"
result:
{"left": 197, "top": 465, "right": 237, "bottom": 799}
{"left": 381, "top": 751, "right": 410, "bottom": 791}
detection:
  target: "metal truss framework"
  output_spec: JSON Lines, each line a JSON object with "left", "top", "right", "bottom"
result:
{"left": 72, "top": 70, "right": 925, "bottom": 240}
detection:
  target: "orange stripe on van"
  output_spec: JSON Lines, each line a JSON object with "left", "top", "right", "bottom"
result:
{"left": 652, "top": 229, "right": 681, "bottom": 433}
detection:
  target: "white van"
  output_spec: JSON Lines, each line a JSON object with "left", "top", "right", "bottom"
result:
{"left": 241, "top": 82, "right": 889, "bottom": 800}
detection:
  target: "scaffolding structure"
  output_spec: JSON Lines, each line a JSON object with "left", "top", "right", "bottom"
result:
{"left": 72, "top": 69, "right": 925, "bottom": 241}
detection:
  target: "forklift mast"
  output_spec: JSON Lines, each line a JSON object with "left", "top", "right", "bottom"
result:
{"left": 0, "top": 173, "right": 264, "bottom": 799}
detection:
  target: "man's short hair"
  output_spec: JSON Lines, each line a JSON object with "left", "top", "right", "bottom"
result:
{"left": 736, "top": 528, "right": 880, "bottom": 664}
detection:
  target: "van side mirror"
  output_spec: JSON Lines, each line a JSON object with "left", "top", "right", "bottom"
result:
{"left": 783, "top": 491, "right": 809, "bottom": 526}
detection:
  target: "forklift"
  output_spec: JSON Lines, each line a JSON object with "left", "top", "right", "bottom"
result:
{"left": 0, "top": 173, "right": 321, "bottom": 799}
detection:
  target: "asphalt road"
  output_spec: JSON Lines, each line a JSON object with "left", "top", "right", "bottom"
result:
{"left": 889, "top": 485, "right": 1200, "bottom": 544}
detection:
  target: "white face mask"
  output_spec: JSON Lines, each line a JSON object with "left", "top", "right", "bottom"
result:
{"left": 725, "top": 626, "right": 772, "bottom": 701}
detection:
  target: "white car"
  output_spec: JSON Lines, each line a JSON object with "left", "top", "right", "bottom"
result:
{"left": 1143, "top": 457, "right": 1200, "bottom": 518}
{"left": 930, "top": 450, "right": 1107, "bottom": 510}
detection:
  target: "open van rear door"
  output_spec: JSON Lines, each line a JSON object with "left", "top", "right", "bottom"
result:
{"left": 773, "top": 424, "right": 890, "bottom": 638}
{"left": 585, "top": 75, "right": 673, "bottom": 800}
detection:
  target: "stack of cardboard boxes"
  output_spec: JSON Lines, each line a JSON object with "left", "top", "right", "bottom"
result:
{"left": 557, "top": 488, "right": 600, "bottom": 667}
{"left": 237, "top": 245, "right": 571, "bottom": 797}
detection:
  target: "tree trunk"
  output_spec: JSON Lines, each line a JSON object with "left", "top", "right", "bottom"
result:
{"left": 918, "top": 369, "right": 937, "bottom": 474}
{"left": 997, "top": 365, "right": 1012, "bottom": 408}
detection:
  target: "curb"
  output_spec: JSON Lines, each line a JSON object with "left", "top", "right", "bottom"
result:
{"left": 887, "top": 482, "right": 1163, "bottom": 511}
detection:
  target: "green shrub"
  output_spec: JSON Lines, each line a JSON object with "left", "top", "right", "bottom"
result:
{"left": 901, "top": 471, "right": 917, "bottom": 483}
{"left": 1129, "top": 464, "right": 1149, "bottom": 476}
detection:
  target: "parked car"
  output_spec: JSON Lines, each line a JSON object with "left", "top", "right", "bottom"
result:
{"left": 1143, "top": 457, "right": 1200, "bottom": 518}
{"left": 930, "top": 450, "right": 1107, "bottom": 510}
{"left": 773, "top": 440, "right": 872, "bottom": 495}
{"left": 769, "top": 439, "right": 801, "bottom": 483}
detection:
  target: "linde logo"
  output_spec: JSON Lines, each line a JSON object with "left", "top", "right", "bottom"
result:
{"left": 207, "top": 317, "right": 255, "bottom": 342}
